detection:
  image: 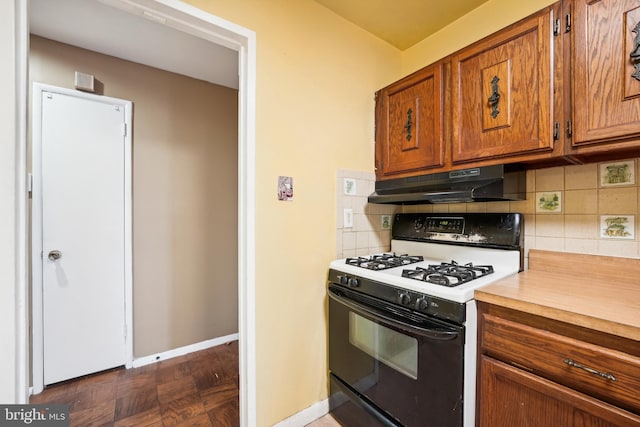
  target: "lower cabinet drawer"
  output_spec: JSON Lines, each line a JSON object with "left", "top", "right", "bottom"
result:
{"left": 480, "top": 312, "right": 640, "bottom": 414}
{"left": 479, "top": 356, "right": 640, "bottom": 427}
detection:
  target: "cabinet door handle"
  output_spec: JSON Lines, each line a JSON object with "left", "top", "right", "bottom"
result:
{"left": 404, "top": 108, "right": 413, "bottom": 141}
{"left": 487, "top": 75, "right": 501, "bottom": 118}
{"left": 563, "top": 358, "right": 617, "bottom": 381}
{"left": 630, "top": 21, "right": 640, "bottom": 81}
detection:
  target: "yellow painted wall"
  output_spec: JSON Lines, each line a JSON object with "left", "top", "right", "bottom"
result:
{"left": 182, "top": 0, "right": 565, "bottom": 425}
{"left": 402, "top": 0, "right": 557, "bottom": 75}
{"left": 185, "top": 0, "right": 400, "bottom": 425}
{"left": 0, "top": 0, "right": 582, "bottom": 416}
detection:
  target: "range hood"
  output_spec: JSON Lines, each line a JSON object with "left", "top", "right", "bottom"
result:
{"left": 368, "top": 165, "right": 526, "bottom": 204}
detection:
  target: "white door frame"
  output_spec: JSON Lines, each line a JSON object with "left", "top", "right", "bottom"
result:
{"left": 12, "top": 0, "right": 30, "bottom": 405}
{"left": 31, "top": 83, "right": 133, "bottom": 393}
{"left": 20, "top": 1, "right": 257, "bottom": 425}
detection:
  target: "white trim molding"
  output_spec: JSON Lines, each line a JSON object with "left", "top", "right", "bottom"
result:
{"left": 132, "top": 333, "right": 239, "bottom": 368}
{"left": 272, "top": 400, "right": 329, "bottom": 427}
{"left": 14, "top": 0, "right": 30, "bottom": 405}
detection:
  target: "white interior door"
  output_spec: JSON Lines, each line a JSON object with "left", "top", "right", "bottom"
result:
{"left": 38, "top": 87, "right": 131, "bottom": 385}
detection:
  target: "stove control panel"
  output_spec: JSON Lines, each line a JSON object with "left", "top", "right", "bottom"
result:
{"left": 328, "top": 269, "right": 466, "bottom": 324}
{"left": 336, "top": 274, "right": 359, "bottom": 288}
{"left": 393, "top": 212, "right": 523, "bottom": 250}
{"left": 396, "top": 289, "right": 465, "bottom": 324}
{"left": 398, "top": 292, "right": 412, "bottom": 305}
{"left": 420, "top": 217, "right": 464, "bottom": 234}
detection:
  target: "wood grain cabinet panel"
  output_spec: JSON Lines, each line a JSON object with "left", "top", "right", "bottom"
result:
{"left": 481, "top": 313, "right": 640, "bottom": 414}
{"left": 371, "top": 0, "right": 640, "bottom": 181}
{"left": 451, "top": 7, "right": 555, "bottom": 163}
{"left": 477, "top": 303, "right": 640, "bottom": 426}
{"left": 375, "top": 63, "right": 445, "bottom": 179}
{"left": 572, "top": 0, "right": 640, "bottom": 148}
{"left": 479, "top": 357, "right": 640, "bottom": 427}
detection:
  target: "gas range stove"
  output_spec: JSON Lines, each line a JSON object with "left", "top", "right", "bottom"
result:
{"left": 328, "top": 212, "right": 524, "bottom": 427}
{"left": 331, "top": 212, "right": 523, "bottom": 303}
{"left": 330, "top": 213, "right": 524, "bottom": 304}
{"left": 347, "top": 252, "right": 497, "bottom": 286}
{"left": 345, "top": 253, "right": 425, "bottom": 270}
{"left": 330, "top": 244, "right": 520, "bottom": 304}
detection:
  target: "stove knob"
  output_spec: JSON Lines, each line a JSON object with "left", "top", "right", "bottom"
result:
{"left": 347, "top": 277, "right": 359, "bottom": 288}
{"left": 338, "top": 275, "right": 349, "bottom": 285}
{"left": 398, "top": 292, "right": 411, "bottom": 306}
{"left": 415, "top": 297, "right": 429, "bottom": 311}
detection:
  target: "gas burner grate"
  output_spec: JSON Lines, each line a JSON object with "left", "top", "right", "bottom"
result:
{"left": 346, "top": 253, "right": 424, "bottom": 270}
{"left": 402, "top": 261, "right": 494, "bottom": 287}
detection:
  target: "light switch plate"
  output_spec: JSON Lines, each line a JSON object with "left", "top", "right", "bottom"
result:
{"left": 278, "top": 176, "right": 293, "bottom": 201}
{"left": 343, "top": 209, "right": 353, "bottom": 228}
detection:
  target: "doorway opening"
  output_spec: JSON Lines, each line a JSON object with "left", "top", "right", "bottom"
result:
{"left": 22, "top": 0, "right": 256, "bottom": 425}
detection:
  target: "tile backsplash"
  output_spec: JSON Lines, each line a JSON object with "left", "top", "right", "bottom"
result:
{"left": 336, "top": 170, "right": 397, "bottom": 258}
{"left": 337, "top": 159, "right": 640, "bottom": 263}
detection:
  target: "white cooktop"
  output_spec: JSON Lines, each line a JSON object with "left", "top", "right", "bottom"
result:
{"left": 330, "top": 240, "right": 521, "bottom": 304}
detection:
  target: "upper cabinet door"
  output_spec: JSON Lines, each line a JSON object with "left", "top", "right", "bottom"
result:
{"left": 375, "top": 63, "right": 445, "bottom": 179}
{"left": 451, "top": 7, "right": 555, "bottom": 163}
{"left": 572, "top": 0, "right": 640, "bottom": 145}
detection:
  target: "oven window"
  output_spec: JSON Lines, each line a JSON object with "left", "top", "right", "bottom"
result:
{"left": 349, "top": 312, "right": 418, "bottom": 379}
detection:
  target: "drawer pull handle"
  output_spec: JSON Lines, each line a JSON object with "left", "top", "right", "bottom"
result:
{"left": 563, "top": 358, "right": 617, "bottom": 381}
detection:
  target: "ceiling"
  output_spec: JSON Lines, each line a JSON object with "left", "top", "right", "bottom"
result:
{"left": 29, "top": 0, "right": 240, "bottom": 89}
{"left": 29, "top": 0, "right": 489, "bottom": 89}
{"left": 313, "top": 0, "right": 490, "bottom": 50}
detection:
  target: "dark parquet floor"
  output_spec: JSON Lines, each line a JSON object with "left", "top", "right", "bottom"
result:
{"left": 30, "top": 340, "right": 239, "bottom": 427}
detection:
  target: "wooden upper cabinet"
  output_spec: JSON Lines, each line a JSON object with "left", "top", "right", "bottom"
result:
{"left": 450, "top": 6, "right": 556, "bottom": 164}
{"left": 572, "top": 0, "right": 640, "bottom": 146}
{"left": 375, "top": 63, "right": 445, "bottom": 179}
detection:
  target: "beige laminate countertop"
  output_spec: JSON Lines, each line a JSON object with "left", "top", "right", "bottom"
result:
{"left": 475, "top": 250, "right": 640, "bottom": 342}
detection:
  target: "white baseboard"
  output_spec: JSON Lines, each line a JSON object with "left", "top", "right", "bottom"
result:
{"left": 273, "top": 399, "right": 329, "bottom": 427}
{"left": 131, "top": 333, "right": 239, "bottom": 368}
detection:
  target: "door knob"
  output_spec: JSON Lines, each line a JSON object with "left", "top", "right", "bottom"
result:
{"left": 48, "top": 250, "right": 62, "bottom": 261}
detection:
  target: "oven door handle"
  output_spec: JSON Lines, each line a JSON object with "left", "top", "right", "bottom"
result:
{"left": 329, "top": 289, "right": 460, "bottom": 340}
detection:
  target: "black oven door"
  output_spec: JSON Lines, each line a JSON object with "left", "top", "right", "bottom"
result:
{"left": 328, "top": 284, "right": 464, "bottom": 427}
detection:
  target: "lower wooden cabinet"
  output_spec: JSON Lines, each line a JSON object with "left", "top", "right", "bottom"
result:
{"left": 479, "top": 357, "right": 640, "bottom": 427}
{"left": 477, "top": 303, "right": 640, "bottom": 427}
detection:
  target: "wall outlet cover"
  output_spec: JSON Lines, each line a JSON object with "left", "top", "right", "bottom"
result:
{"left": 381, "top": 215, "right": 391, "bottom": 230}
{"left": 343, "top": 209, "right": 353, "bottom": 228}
